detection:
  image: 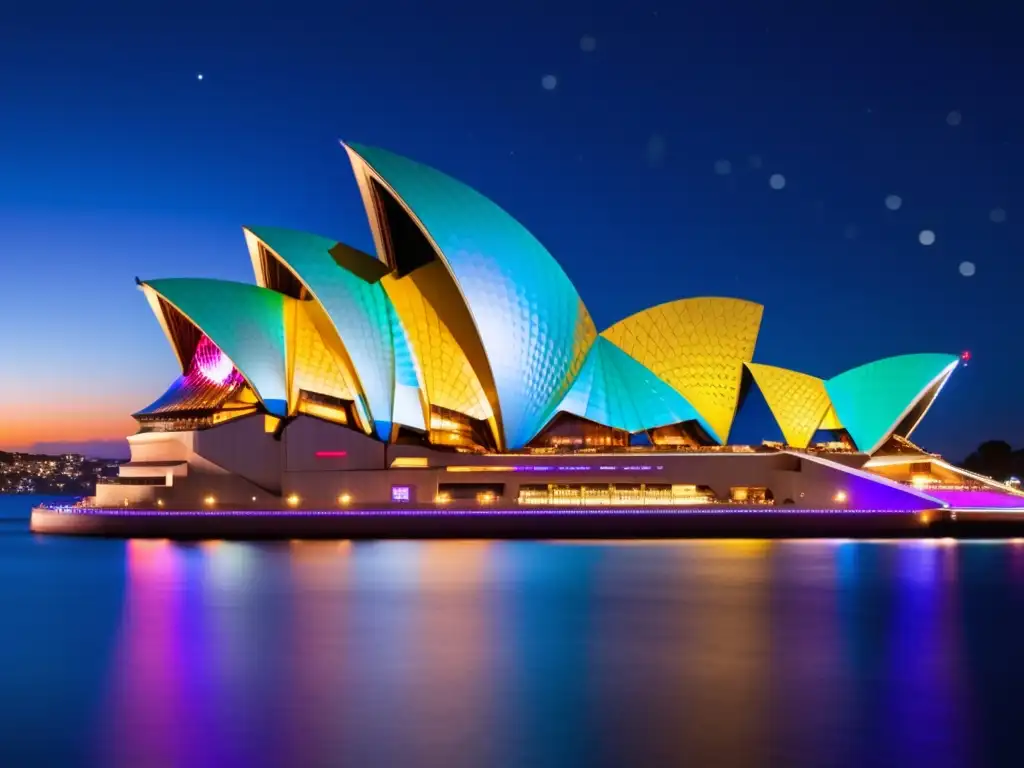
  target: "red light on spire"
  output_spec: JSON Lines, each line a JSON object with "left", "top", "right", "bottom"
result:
{"left": 960, "top": 350, "right": 972, "bottom": 362}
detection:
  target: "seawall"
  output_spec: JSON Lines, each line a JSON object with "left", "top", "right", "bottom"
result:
{"left": 31, "top": 505, "right": 1022, "bottom": 540}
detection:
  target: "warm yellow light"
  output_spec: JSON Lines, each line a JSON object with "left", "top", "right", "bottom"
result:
{"left": 298, "top": 401, "right": 350, "bottom": 425}
{"left": 833, "top": 490, "right": 848, "bottom": 504}
{"left": 382, "top": 271, "right": 495, "bottom": 430}
{"left": 391, "top": 456, "right": 429, "bottom": 468}
{"left": 745, "top": 363, "right": 831, "bottom": 449}
{"left": 435, "top": 492, "right": 451, "bottom": 504}
{"left": 156, "top": 499, "right": 164, "bottom": 507}
{"left": 477, "top": 491, "right": 495, "bottom": 504}
{"left": 338, "top": 493, "right": 352, "bottom": 505}
{"left": 601, "top": 297, "right": 762, "bottom": 443}
{"left": 447, "top": 465, "right": 513, "bottom": 473}
{"left": 204, "top": 495, "right": 216, "bottom": 507}
{"left": 287, "top": 494, "right": 300, "bottom": 507}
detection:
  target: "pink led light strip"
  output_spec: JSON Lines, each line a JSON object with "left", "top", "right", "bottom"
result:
{"left": 42, "top": 506, "right": 923, "bottom": 517}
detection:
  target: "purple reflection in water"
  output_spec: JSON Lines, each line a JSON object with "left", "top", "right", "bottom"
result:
{"left": 6, "top": 520, "right": 1021, "bottom": 766}
{"left": 89, "top": 541, "right": 984, "bottom": 766}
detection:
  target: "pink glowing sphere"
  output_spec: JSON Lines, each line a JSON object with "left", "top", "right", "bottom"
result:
{"left": 193, "top": 336, "right": 236, "bottom": 385}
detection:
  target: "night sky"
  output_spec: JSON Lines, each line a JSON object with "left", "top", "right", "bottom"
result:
{"left": 1, "top": 1, "right": 1020, "bottom": 458}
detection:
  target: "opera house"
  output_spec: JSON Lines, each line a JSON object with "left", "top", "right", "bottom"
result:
{"left": 36, "top": 141, "right": 1024, "bottom": 536}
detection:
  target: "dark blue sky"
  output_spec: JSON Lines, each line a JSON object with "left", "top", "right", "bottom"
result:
{"left": 1, "top": 0, "right": 1020, "bottom": 457}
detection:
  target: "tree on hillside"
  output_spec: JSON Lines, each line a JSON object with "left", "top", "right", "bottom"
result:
{"left": 961, "top": 440, "right": 1024, "bottom": 481}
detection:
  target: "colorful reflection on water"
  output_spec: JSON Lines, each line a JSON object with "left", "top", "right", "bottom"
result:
{"left": 3, "top": 508, "right": 1024, "bottom": 766}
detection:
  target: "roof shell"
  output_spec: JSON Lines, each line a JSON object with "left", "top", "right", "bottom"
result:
{"left": 244, "top": 226, "right": 399, "bottom": 439}
{"left": 142, "top": 278, "right": 289, "bottom": 416}
{"left": 745, "top": 363, "right": 832, "bottom": 449}
{"left": 344, "top": 142, "right": 596, "bottom": 449}
{"left": 133, "top": 144, "right": 962, "bottom": 452}
{"left": 825, "top": 353, "right": 959, "bottom": 454}
{"left": 554, "top": 337, "right": 708, "bottom": 434}
{"left": 601, "top": 297, "right": 763, "bottom": 443}
{"left": 381, "top": 271, "right": 493, "bottom": 423}
{"left": 283, "top": 297, "right": 362, "bottom": 416}
{"left": 388, "top": 299, "right": 428, "bottom": 432}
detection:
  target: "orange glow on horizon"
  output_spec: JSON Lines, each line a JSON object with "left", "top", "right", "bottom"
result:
{"left": 0, "top": 403, "right": 134, "bottom": 452}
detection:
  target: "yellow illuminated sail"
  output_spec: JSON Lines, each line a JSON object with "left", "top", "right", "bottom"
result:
{"left": 602, "top": 297, "right": 763, "bottom": 442}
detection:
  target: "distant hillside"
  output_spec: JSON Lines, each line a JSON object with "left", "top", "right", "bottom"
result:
{"left": 29, "top": 439, "right": 130, "bottom": 460}
{"left": 960, "top": 441, "right": 1024, "bottom": 482}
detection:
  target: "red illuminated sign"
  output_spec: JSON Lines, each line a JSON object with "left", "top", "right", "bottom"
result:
{"left": 315, "top": 451, "right": 348, "bottom": 458}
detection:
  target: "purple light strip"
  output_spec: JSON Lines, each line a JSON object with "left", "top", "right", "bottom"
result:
{"left": 509, "top": 465, "right": 663, "bottom": 472}
{"left": 923, "top": 489, "right": 1024, "bottom": 509}
{"left": 948, "top": 508, "right": 1024, "bottom": 514}
{"left": 38, "top": 506, "right": 925, "bottom": 518}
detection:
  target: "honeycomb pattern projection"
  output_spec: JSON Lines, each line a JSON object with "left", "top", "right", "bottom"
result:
{"left": 382, "top": 273, "right": 492, "bottom": 422}
{"left": 285, "top": 299, "right": 359, "bottom": 410}
{"left": 745, "top": 363, "right": 832, "bottom": 449}
{"left": 555, "top": 337, "right": 706, "bottom": 434}
{"left": 143, "top": 278, "right": 289, "bottom": 416}
{"left": 825, "top": 353, "right": 959, "bottom": 454}
{"left": 388, "top": 301, "right": 428, "bottom": 431}
{"left": 346, "top": 143, "right": 597, "bottom": 449}
{"left": 604, "top": 341, "right": 709, "bottom": 433}
{"left": 244, "top": 227, "right": 396, "bottom": 437}
{"left": 601, "top": 297, "right": 763, "bottom": 443}
{"left": 554, "top": 337, "right": 634, "bottom": 430}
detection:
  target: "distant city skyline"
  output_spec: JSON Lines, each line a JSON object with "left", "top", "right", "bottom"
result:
{"left": 2, "top": 1, "right": 1022, "bottom": 459}
{"left": 0, "top": 449, "right": 119, "bottom": 493}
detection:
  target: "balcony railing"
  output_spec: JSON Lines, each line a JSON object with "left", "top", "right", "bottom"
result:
{"left": 97, "top": 476, "right": 168, "bottom": 486}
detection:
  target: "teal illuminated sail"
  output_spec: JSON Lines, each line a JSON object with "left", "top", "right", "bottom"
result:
{"left": 553, "top": 337, "right": 709, "bottom": 434}
{"left": 142, "top": 278, "right": 289, "bottom": 416}
{"left": 825, "top": 353, "right": 958, "bottom": 453}
{"left": 244, "top": 226, "right": 397, "bottom": 439}
{"left": 344, "top": 142, "right": 596, "bottom": 449}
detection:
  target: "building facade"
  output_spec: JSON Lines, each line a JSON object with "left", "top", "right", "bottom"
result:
{"left": 86, "top": 143, "right": 1018, "bottom": 514}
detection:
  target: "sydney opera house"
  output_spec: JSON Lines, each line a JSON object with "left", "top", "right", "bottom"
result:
{"left": 39, "top": 141, "right": 1023, "bottom": 533}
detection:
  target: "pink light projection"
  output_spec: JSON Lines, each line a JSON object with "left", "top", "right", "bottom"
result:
{"left": 191, "top": 336, "right": 237, "bottom": 385}
{"left": 925, "top": 488, "right": 1024, "bottom": 510}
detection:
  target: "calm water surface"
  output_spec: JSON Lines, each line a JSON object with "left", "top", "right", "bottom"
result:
{"left": 3, "top": 495, "right": 1024, "bottom": 767}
